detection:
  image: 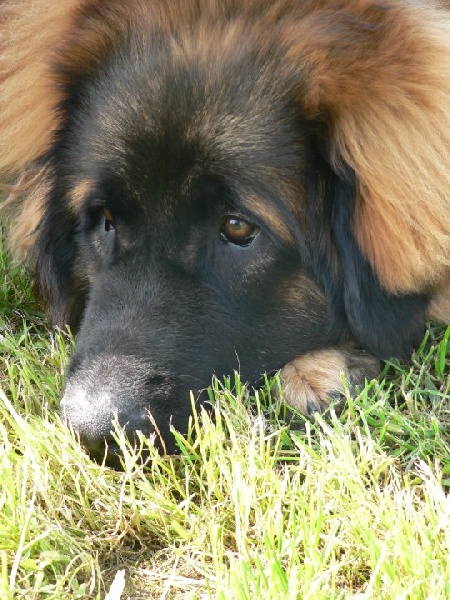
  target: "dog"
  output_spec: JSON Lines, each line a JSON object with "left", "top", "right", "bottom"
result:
{"left": 1, "top": 0, "right": 449, "bottom": 465}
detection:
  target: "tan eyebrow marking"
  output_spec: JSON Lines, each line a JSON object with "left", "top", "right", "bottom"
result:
{"left": 70, "top": 180, "right": 94, "bottom": 210}
{"left": 241, "top": 194, "right": 296, "bottom": 248}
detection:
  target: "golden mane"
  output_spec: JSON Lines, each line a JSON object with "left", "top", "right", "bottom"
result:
{"left": 1, "top": 0, "right": 449, "bottom": 316}
{"left": 288, "top": 0, "right": 450, "bottom": 294}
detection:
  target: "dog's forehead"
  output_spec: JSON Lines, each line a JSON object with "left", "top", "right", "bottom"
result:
{"left": 63, "top": 34, "right": 309, "bottom": 249}
{"left": 69, "top": 32, "right": 307, "bottom": 211}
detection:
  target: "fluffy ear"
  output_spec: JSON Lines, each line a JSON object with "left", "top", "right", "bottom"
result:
{"left": 290, "top": 0, "right": 450, "bottom": 295}
{"left": 2, "top": 170, "right": 86, "bottom": 328}
{"left": 33, "top": 198, "right": 87, "bottom": 330}
{"left": 328, "top": 167, "right": 427, "bottom": 359}
{"left": 0, "top": 0, "right": 80, "bottom": 176}
{"left": 0, "top": 0, "right": 81, "bottom": 268}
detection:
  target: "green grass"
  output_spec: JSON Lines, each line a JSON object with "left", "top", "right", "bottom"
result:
{"left": 0, "top": 233, "right": 449, "bottom": 599}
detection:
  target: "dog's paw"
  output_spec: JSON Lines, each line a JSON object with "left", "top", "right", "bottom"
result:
{"left": 278, "top": 347, "right": 379, "bottom": 416}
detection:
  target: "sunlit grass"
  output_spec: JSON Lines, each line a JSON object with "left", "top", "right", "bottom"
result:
{"left": 0, "top": 235, "right": 449, "bottom": 599}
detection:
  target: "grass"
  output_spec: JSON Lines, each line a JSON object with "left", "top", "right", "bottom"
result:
{"left": 0, "top": 231, "right": 449, "bottom": 599}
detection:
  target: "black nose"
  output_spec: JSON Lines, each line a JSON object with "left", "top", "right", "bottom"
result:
{"left": 60, "top": 383, "right": 157, "bottom": 466}
{"left": 60, "top": 355, "right": 177, "bottom": 465}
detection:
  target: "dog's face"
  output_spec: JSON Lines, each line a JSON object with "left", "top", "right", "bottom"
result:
{"left": 40, "top": 23, "right": 429, "bottom": 461}
{"left": 43, "top": 35, "right": 344, "bottom": 460}
{"left": 3, "top": 0, "right": 449, "bottom": 465}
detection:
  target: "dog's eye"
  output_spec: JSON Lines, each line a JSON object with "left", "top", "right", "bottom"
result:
{"left": 220, "top": 216, "right": 259, "bottom": 246}
{"left": 102, "top": 208, "right": 115, "bottom": 232}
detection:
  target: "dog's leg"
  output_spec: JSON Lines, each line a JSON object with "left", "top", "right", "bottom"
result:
{"left": 279, "top": 346, "right": 380, "bottom": 416}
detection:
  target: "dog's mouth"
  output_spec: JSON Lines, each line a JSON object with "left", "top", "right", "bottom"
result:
{"left": 83, "top": 437, "right": 123, "bottom": 468}
{"left": 82, "top": 435, "right": 153, "bottom": 469}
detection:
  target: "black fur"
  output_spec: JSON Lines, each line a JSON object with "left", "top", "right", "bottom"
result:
{"left": 30, "top": 27, "right": 427, "bottom": 465}
{"left": 329, "top": 168, "right": 427, "bottom": 359}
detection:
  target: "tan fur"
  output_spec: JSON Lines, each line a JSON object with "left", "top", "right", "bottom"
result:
{"left": 280, "top": 350, "right": 349, "bottom": 414}
{"left": 288, "top": 0, "right": 450, "bottom": 294}
{"left": 1, "top": 168, "right": 50, "bottom": 263}
{"left": 279, "top": 347, "right": 379, "bottom": 415}
{"left": 427, "top": 283, "right": 450, "bottom": 323}
{"left": 0, "top": 1, "right": 81, "bottom": 260}
{"left": 70, "top": 181, "right": 94, "bottom": 211}
{"left": 241, "top": 195, "right": 295, "bottom": 248}
{"left": 0, "top": 0, "right": 80, "bottom": 174}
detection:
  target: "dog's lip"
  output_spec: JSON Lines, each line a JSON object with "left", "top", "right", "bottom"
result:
{"left": 83, "top": 439, "right": 140, "bottom": 469}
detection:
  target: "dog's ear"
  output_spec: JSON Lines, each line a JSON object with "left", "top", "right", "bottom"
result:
{"left": 34, "top": 194, "right": 87, "bottom": 330}
{"left": 288, "top": 0, "right": 450, "bottom": 357}
{"left": 0, "top": 1, "right": 80, "bottom": 176}
{"left": 327, "top": 165, "right": 427, "bottom": 359}
{"left": 0, "top": 1, "right": 87, "bottom": 328}
{"left": 289, "top": 0, "right": 450, "bottom": 295}
{"left": 0, "top": 1, "right": 78, "bottom": 264}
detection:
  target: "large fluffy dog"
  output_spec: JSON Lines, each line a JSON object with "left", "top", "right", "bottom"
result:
{"left": 1, "top": 0, "right": 449, "bottom": 464}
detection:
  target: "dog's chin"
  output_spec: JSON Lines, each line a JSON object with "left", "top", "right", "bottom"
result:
{"left": 82, "top": 438, "right": 157, "bottom": 470}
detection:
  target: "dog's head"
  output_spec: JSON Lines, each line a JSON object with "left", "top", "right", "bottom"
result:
{"left": 1, "top": 0, "right": 449, "bottom": 464}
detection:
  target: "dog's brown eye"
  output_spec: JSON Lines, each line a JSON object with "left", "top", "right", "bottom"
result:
{"left": 220, "top": 216, "right": 259, "bottom": 246}
{"left": 103, "top": 208, "right": 115, "bottom": 232}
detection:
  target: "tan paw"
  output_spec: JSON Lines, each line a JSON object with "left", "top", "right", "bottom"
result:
{"left": 278, "top": 347, "right": 379, "bottom": 416}
{"left": 427, "top": 281, "right": 450, "bottom": 323}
